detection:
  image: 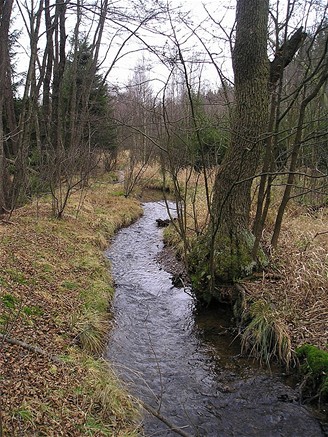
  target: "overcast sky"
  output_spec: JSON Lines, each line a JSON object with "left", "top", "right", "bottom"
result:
{"left": 104, "top": 0, "right": 236, "bottom": 93}
{"left": 13, "top": 0, "right": 320, "bottom": 97}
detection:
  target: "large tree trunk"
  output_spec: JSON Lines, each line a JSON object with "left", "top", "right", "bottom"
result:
{"left": 189, "top": 0, "right": 270, "bottom": 299}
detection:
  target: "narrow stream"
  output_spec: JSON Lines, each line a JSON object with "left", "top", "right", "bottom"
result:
{"left": 105, "top": 201, "right": 325, "bottom": 437}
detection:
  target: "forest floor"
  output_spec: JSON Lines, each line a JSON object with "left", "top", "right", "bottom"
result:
{"left": 0, "top": 175, "right": 143, "bottom": 436}
{"left": 1, "top": 167, "right": 327, "bottom": 435}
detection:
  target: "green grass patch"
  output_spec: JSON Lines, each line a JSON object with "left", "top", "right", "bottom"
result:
{"left": 14, "top": 405, "right": 35, "bottom": 424}
{"left": 75, "top": 312, "right": 109, "bottom": 355}
{"left": 22, "top": 305, "right": 44, "bottom": 317}
{"left": 75, "top": 256, "right": 105, "bottom": 277}
{"left": 3, "top": 268, "right": 28, "bottom": 285}
{"left": 0, "top": 276, "right": 8, "bottom": 286}
{"left": 83, "top": 288, "right": 113, "bottom": 313}
{"left": 41, "top": 263, "right": 54, "bottom": 272}
{"left": 111, "top": 189, "right": 125, "bottom": 197}
{"left": 61, "top": 280, "right": 79, "bottom": 290}
{"left": 83, "top": 416, "right": 112, "bottom": 436}
{"left": 82, "top": 357, "right": 141, "bottom": 435}
{"left": 1, "top": 293, "right": 19, "bottom": 309}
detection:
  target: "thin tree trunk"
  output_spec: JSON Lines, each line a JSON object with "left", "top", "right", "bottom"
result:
{"left": 42, "top": 0, "right": 55, "bottom": 144}
{"left": 252, "top": 19, "right": 308, "bottom": 257}
{"left": 271, "top": 67, "right": 328, "bottom": 248}
{"left": 4, "top": 49, "right": 18, "bottom": 157}
{"left": 52, "top": 0, "right": 67, "bottom": 151}
{"left": 0, "top": 0, "right": 14, "bottom": 214}
{"left": 11, "top": 0, "right": 44, "bottom": 208}
{"left": 252, "top": 91, "right": 277, "bottom": 257}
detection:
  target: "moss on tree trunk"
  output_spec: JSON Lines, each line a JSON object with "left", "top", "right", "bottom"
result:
{"left": 188, "top": 229, "right": 267, "bottom": 302}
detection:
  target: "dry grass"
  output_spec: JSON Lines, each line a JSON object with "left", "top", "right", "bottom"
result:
{"left": 145, "top": 166, "right": 328, "bottom": 364}
{"left": 159, "top": 167, "right": 215, "bottom": 250}
{"left": 243, "top": 201, "right": 328, "bottom": 364}
{"left": 81, "top": 355, "right": 142, "bottom": 436}
{"left": 270, "top": 207, "right": 327, "bottom": 349}
{"left": 0, "top": 176, "right": 142, "bottom": 436}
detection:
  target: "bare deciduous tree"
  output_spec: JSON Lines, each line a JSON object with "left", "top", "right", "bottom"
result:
{"left": 0, "top": 0, "right": 14, "bottom": 215}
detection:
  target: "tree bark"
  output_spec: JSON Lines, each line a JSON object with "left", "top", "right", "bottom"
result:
{"left": 189, "top": 0, "right": 270, "bottom": 298}
{"left": 52, "top": 0, "right": 67, "bottom": 151}
{"left": 42, "top": 0, "right": 55, "bottom": 140}
{"left": 0, "top": 0, "right": 14, "bottom": 214}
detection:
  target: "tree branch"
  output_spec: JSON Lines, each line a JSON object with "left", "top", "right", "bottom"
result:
{"left": 0, "top": 333, "right": 63, "bottom": 364}
{"left": 270, "top": 26, "right": 307, "bottom": 85}
{"left": 140, "top": 400, "right": 192, "bottom": 437}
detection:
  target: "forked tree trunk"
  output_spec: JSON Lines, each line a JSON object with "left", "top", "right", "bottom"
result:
{"left": 189, "top": 0, "right": 270, "bottom": 299}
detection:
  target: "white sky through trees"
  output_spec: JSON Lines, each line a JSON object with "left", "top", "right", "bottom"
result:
{"left": 12, "top": 0, "right": 236, "bottom": 96}
{"left": 12, "top": 0, "right": 324, "bottom": 96}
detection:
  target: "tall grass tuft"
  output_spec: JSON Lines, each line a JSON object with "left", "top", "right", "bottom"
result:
{"left": 76, "top": 313, "right": 109, "bottom": 356}
{"left": 241, "top": 299, "right": 292, "bottom": 367}
{"left": 83, "top": 357, "right": 141, "bottom": 436}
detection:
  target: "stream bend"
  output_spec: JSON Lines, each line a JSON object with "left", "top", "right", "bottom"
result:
{"left": 105, "top": 201, "right": 325, "bottom": 437}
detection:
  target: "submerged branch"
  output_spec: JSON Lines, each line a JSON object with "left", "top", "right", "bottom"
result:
{"left": 140, "top": 400, "right": 192, "bottom": 437}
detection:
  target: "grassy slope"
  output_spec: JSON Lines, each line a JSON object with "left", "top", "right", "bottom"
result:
{"left": 0, "top": 177, "right": 143, "bottom": 436}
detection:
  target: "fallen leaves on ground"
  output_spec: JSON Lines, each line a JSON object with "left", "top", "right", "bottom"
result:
{"left": 0, "top": 178, "right": 142, "bottom": 436}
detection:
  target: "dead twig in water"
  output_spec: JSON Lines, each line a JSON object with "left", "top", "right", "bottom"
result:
{"left": 139, "top": 400, "right": 192, "bottom": 437}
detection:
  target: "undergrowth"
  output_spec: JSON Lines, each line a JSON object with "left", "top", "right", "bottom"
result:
{"left": 0, "top": 176, "right": 142, "bottom": 435}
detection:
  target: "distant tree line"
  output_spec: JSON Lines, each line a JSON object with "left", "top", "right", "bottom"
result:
{"left": 1, "top": 0, "right": 327, "bottom": 295}
{"left": 0, "top": 0, "right": 158, "bottom": 218}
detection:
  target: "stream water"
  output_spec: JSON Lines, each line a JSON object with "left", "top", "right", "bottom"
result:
{"left": 105, "top": 201, "right": 326, "bottom": 437}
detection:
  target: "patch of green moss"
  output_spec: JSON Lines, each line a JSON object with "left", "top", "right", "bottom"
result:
{"left": 296, "top": 344, "right": 328, "bottom": 401}
{"left": 188, "top": 230, "right": 268, "bottom": 303}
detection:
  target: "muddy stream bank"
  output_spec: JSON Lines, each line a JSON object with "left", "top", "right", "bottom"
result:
{"left": 105, "top": 201, "right": 326, "bottom": 437}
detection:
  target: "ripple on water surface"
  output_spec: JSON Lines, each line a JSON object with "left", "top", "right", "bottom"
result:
{"left": 105, "top": 201, "right": 325, "bottom": 437}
